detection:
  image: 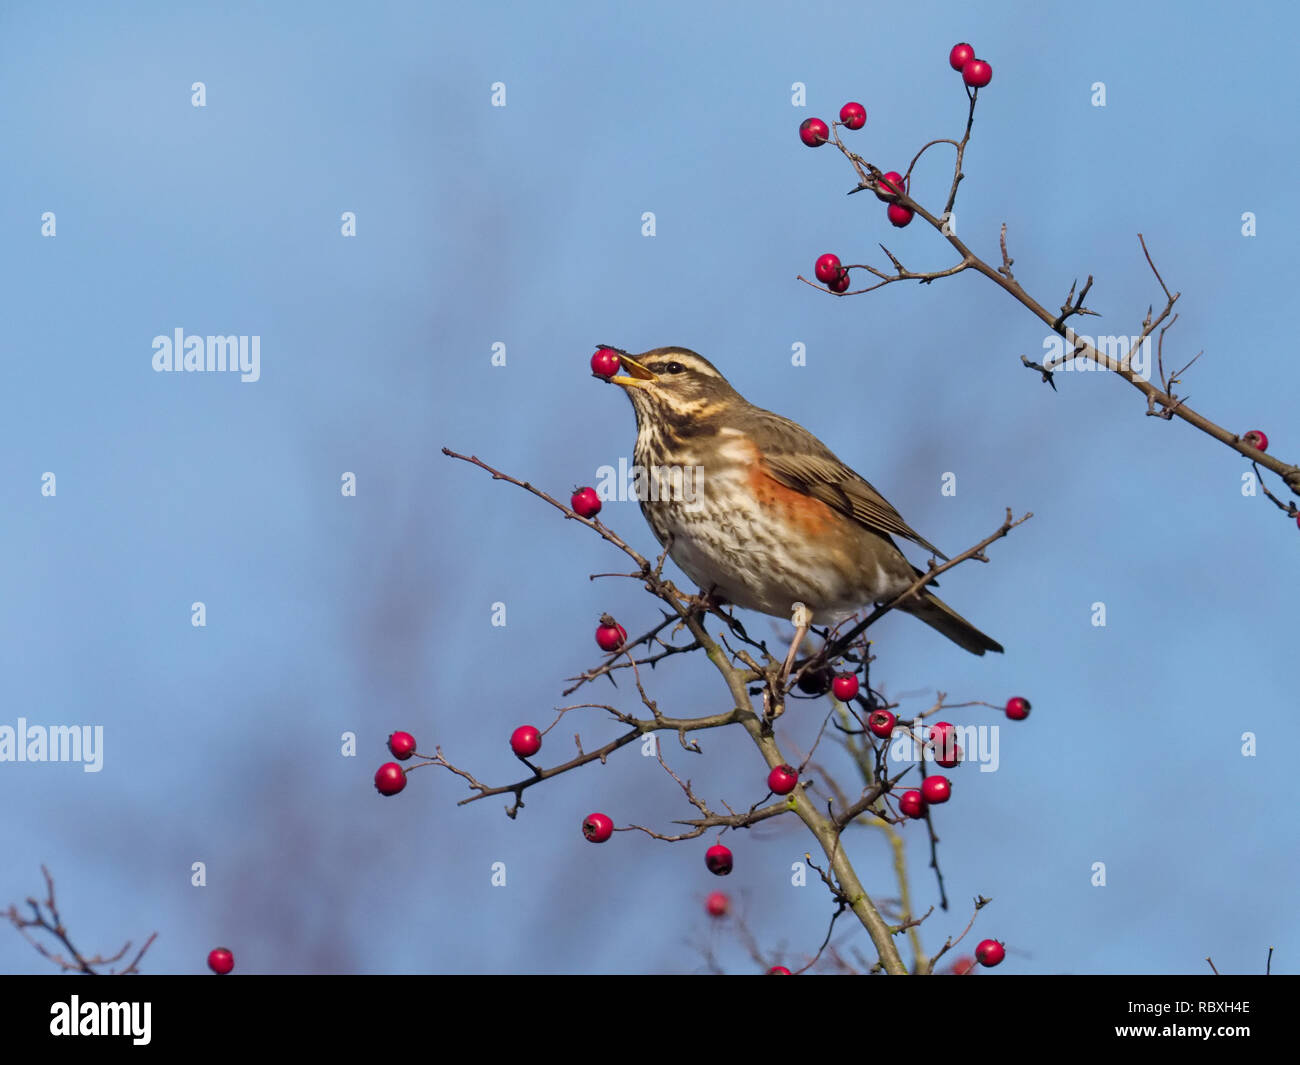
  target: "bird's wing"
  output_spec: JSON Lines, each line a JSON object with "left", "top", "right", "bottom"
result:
{"left": 750, "top": 407, "right": 949, "bottom": 560}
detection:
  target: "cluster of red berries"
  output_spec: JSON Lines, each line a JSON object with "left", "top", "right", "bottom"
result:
{"left": 812, "top": 170, "right": 912, "bottom": 291}
{"left": 797, "top": 99, "right": 864, "bottom": 150}
{"left": 929, "top": 720, "right": 961, "bottom": 768}
{"left": 803, "top": 45, "right": 998, "bottom": 287}
{"left": 876, "top": 171, "right": 914, "bottom": 228}
{"left": 373, "top": 730, "right": 420, "bottom": 796}
{"left": 891, "top": 697, "right": 1031, "bottom": 817}
{"left": 898, "top": 775, "right": 952, "bottom": 819}
{"left": 813, "top": 252, "right": 851, "bottom": 293}
{"left": 948, "top": 43, "right": 993, "bottom": 88}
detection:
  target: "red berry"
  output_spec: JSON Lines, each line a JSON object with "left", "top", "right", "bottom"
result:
{"left": 374, "top": 762, "right": 407, "bottom": 795}
{"left": 948, "top": 954, "right": 977, "bottom": 975}
{"left": 510, "top": 725, "right": 542, "bottom": 758}
{"left": 962, "top": 59, "right": 993, "bottom": 88}
{"left": 929, "top": 721, "right": 959, "bottom": 766}
{"left": 767, "top": 965, "right": 792, "bottom": 975}
{"left": 814, "top": 253, "right": 843, "bottom": 284}
{"left": 706, "top": 891, "right": 729, "bottom": 917}
{"left": 590, "top": 347, "right": 621, "bottom": 378}
{"left": 1243, "top": 429, "right": 1269, "bottom": 452}
{"left": 949, "top": 42, "right": 975, "bottom": 71}
{"left": 839, "top": 101, "right": 866, "bottom": 129}
{"left": 705, "top": 843, "right": 734, "bottom": 876}
{"left": 207, "top": 947, "right": 234, "bottom": 975}
{"left": 583, "top": 812, "right": 614, "bottom": 843}
{"left": 899, "top": 789, "right": 928, "bottom": 819}
{"left": 887, "top": 203, "right": 914, "bottom": 228}
{"left": 975, "top": 939, "right": 1006, "bottom": 967}
{"left": 921, "top": 775, "right": 952, "bottom": 804}
{"left": 831, "top": 672, "right": 859, "bottom": 701}
{"left": 387, "top": 731, "right": 417, "bottom": 760}
{"left": 571, "top": 486, "right": 601, "bottom": 518}
{"left": 768, "top": 764, "right": 799, "bottom": 795}
{"left": 875, "top": 171, "right": 906, "bottom": 201}
{"left": 595, "top": 615, "right": 627, "bottom": 652}
{"left": 867, "top": 709, "right": 896, "bottom": 738}
{"left": 828, "top": 269, "right": 851, "bottom": 293}
{"left": 1005, "top": 696, "right": 1031, "bottom": 721}
{"left": 799, "top": 117, "right": 830, "bottom": 147}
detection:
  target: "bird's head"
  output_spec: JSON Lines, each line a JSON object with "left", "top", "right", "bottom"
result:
{"left": 599, "top": 346, "right": 741, "bottom": 429}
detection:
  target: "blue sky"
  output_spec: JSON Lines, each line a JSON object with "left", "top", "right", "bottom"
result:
{"left": 1, "top": 0, "right": 1296, "bottom": 974}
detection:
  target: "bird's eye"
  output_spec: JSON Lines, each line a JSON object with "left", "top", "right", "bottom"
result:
{"left": 663, "top": 362, "right": 686, "bottom": 375}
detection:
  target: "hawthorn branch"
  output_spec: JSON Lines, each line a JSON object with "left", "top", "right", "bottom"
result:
{"left": 814, "top": 94, "right": 1300, "bottom": 502}
{"left": 1050, "top": 276, "right": 1099, "bottom": 331}
{"left": 923, "top": 894, "right": 992, "bottom": 974}
{"left": 625, "top": 796, "right": 796, "bottom": 842}
{"left": 7, "top": 867, "right": 157, "bottom": 975}
{"left": 425, "top": 703, "right": 743, "bottom": 817}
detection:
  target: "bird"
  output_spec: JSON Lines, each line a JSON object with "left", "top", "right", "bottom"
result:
{"left": 600, "top": 346, "right": 1003, "bottom": 655}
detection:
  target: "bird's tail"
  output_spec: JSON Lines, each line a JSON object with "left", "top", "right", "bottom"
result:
{"left": 900, "top": 592, "right": 1004, "bottom": 656}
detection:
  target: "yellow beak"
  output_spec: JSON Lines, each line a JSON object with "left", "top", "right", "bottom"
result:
{"left": 611, "top": 353, "right": 658, "bottom": 389}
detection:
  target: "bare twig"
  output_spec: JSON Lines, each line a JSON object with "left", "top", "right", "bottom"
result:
{"left": 7, "top": 866, "right": 157, "bottom": 975}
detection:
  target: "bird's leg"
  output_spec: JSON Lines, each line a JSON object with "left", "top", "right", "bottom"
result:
{"left": 779, "top": 602, "right": 814, "bottom": 687}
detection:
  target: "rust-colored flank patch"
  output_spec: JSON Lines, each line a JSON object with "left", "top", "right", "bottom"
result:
{"left": 747, "top": 455, "right": 837, "bottom": 536}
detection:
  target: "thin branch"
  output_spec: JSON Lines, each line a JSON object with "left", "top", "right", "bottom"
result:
{"left": 6, "top": 866, "right": 157, "bottom": 975}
